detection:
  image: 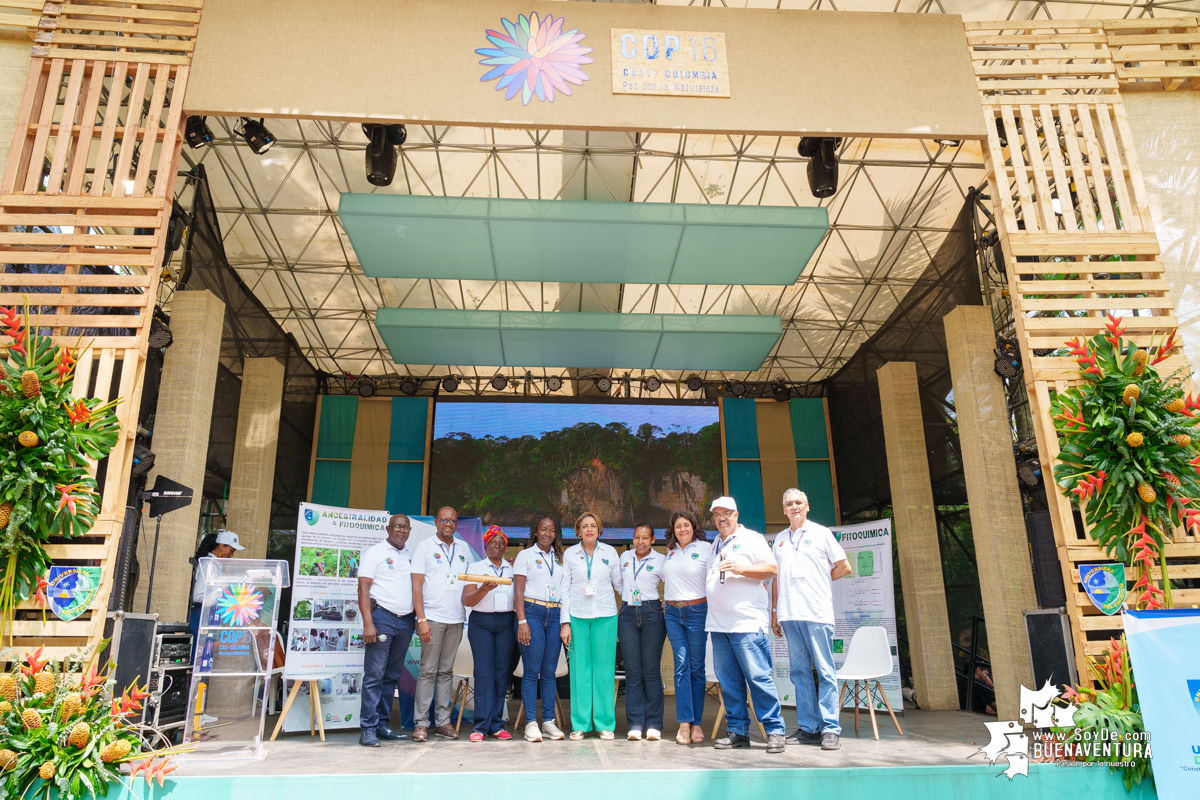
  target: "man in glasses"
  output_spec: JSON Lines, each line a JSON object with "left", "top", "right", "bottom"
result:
{"left": 705, "top": 496, "right": 787, "bottom": 754}
{"left": 411, "top": 506, "right": 468, "bottom": 741}
{"left": 357, "top": 513, "right": 416, "bottom": 747}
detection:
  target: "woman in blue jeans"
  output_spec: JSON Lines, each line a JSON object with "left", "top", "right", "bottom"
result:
{"left": 662, "top": 510, "right": 711, "bottom": 745}
{"left": 618, "top": 523, "right": 667, "bottom": 740}
{"left": 463, "top": 527, "right": 517, "bottom": 741}
{"left": 513, "top": 515, "right": 567, "bottom": 742}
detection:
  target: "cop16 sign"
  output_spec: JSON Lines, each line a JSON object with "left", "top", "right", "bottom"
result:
{"left": 610, "top": 28, "right": 730, "bottom": 98}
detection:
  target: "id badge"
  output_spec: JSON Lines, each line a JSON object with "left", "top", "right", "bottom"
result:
{"left": 584, "top": 581, "right": 597, "bottom": 597}
{"left": 494, "top": 591, "right": 510, "bottom": 612}
{"left": 446, "top": 573, "right": 458, "bottom": 590}
{"left": 547, "top": 584, "right": 558, "bottom": 603}
{"left": 630, "top": 588, "right": 641, "bottom": 607}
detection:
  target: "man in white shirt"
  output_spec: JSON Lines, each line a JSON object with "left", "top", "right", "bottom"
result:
{"left": 705, "top": 496, "right": 787, "bottom": 753}
{"left": 357, "top": 513, "right": 416, "bottom": 747}
{"left": 411, "top": 506, "right": 469, "bottom": 741}
{"left": 770, "top": 489, "right": 852, "bottom": 751}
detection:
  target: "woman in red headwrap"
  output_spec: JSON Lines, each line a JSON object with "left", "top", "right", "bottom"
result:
{"left": 462, "top": 525, "right": 517, "bottom": 740}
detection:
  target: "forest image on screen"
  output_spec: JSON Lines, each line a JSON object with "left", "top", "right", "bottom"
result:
{"left": 430, "top": 402, "right": 721, "bottom": 530}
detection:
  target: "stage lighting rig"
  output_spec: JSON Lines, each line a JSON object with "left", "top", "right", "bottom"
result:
{"left": 235, "top": 118, "right": 276, "bottom": 155}
{"left": 545, "top": 376, "right": 563, "bottom": 393}
{"left": 185, "top": 115, "right": 214, "bottom": 149}
{"left": 644, "top": 376, "right": 662, "bottom": 392}
{"left": 772, "top": 382, "right": 791, "bottom": 402}
{"left": 993, "top": 339, "right": 1020, "bottom": 380}
{"left": 362, "top": 123, "right": 406, "bottom": 187}
{"left": 441, "top": 376, "right": 459, "bottom": 393}
{"left": 799, "top": 137, "right": 841, "bottom": 198}
{"left": 1014, "top": 441, "right": 1043, "bottom": 495}
{"left": 729, "top": 381, "right": 748, "bottom": 398}
{"left": 148, "top": 309, "right": 173, "bottom": 350}
{"left": 358, "top": 377, "right": 377, "bottom": 397}
{"left": 686, "top": 375, "right": 704, "bottom": 393}
{"left": 399, "top": 377, "right": 418, "bottom": 396}
{"left": 490, "top": 375, "right": 508, "bottom": 392}
{"left": 595, "top": 376, "right": 613, "bottom": 393}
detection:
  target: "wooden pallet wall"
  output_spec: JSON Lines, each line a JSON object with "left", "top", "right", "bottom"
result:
{"left": 0, "top": 0, "right": 202, "bottom": 659}
{"left": 967, "top": 19, "right": 1196, "bottom": 683}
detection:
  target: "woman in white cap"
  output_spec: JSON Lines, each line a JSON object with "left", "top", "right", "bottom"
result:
{"left": 188, "top": 529, "right": 245, "bottom": 641}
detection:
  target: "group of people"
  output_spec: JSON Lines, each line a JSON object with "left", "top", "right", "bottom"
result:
{"left": 355, "top": 489, "right": 851, "bottom": 753}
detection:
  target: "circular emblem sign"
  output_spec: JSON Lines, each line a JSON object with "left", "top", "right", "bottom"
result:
{"left": 476, "top": 12, "right": 593, "bottom": 105}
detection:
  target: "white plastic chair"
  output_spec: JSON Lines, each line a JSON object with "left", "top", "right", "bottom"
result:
{"left": 836, "top": 626, "right": 903, "bottom": 739}
{"left": 450, "top": 636, "right": 474, "bottom": 733}
{"left": 704, "top": 635, "right": 766, "bottom": 741}
{"left": 513, "top": 647, "right": 568, "bottom": 729}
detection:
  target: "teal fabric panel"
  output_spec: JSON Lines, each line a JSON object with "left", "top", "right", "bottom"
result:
{"left": 385, "top": 462, "right": 425, "bottom": 516}
{"left": 655, "top": 314, "right": 781, "bottom": 372}
{"left": 795, "top": 461, "right": 837, "bottom": 527}
{"left": 315, "top": 395, "right": 358, "bottom": 460}
{"left": 500, "top": 310, "right": 662, "bottom": 370}
{"left": 311, "top": 460, "right": 352, "bottom": 507}
{"left": 389, "top": 397, "right": 428, "bottom": 461}
{"left": 726, "top": 461, "right": 767, "bottom": 535}
{"left": 375, "top": 308, "right": 505, "bottom": 367}
{"left": 722, "top": 398, "right": 759, "bottom": 459}
{"left": 790, "top": 398, "right": 830, "bottom": 459}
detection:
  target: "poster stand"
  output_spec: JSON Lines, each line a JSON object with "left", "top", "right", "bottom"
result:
{"left": 269, "top": 675, "right": 335, "bottom": 741}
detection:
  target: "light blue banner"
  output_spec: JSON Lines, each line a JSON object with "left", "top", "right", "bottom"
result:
{"left": 1123, "top": 608, "right": 1200, "bottom": 800}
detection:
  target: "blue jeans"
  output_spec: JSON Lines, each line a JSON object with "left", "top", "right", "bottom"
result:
{"left": 664, "top": 602, "right": 708, "bottom": 724}
{"left": 518, "top": 601, "right": 561, "bottom": 723}
{"left": 359, "top": 607, "right": 417, "bottom": 731}
{"left": 781, "top": 619, "right": 841, "bottom": 735}
{"left": 710, "top": 630, "right": 786, "bottom": 736}
{"left": 618, "top": 600, "right": 666, "bottom": 731}
{"left": 468, "top": 610, "right": 516, "bottom": 735}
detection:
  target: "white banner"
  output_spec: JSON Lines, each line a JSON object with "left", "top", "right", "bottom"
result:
{"left": 766, "top": 519, "right": 901, "bottom": 713}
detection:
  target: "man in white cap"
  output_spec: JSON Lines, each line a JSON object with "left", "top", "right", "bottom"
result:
{"left": 705, "top": 496, "right": 787, "bottom": 753}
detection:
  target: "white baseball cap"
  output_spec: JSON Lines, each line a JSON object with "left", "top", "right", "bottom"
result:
{"left": 710, "top": 496, "right": 738, "bottom": 513}
{"left": 216, "top": 530, "right": 245, "bottom": 550}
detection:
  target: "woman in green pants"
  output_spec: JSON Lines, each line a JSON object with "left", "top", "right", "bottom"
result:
{"left": 560, "top": 512, "right": 624, "bottom": 740}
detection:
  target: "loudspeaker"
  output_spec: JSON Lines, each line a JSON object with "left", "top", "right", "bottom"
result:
{"left": 1024, "top": 608, "right": 1077, "bottom": 691}
{"left": 1025, "top": 510, "right": 1067, "bottom": 608}
{"left": 100, "top": 611, "right": 158, "bottom": 720}
{"left": 107, "top": 506, "right": 141, "bottom": 612}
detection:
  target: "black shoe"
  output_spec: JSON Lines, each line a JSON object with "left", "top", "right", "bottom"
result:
{"left": 766, "top": 733, "right": 786, "bottom": 753}
{"left": 376, "top": 725, "right": 406, "bottom": 741}
{"left": 821, "top": 733, "right": 841, "bottom": 750}
{"left": 359, "top": 729, "right": 381, "bottom": 747}
{"left": 786, "top": 728, "right": 823, "bottom": 746}
{"left": 714, "top": 733, "right": 751, "bottom": 750}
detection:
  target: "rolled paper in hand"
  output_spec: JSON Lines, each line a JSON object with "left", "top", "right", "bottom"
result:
{"left": 458, "top": 573, "right": 513, "bottom": 585}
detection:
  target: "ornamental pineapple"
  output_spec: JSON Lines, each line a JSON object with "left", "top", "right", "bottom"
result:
{"left": 33, "top": 672, "right": 54, "bottom": 695}
{"left": 0, "top": 701, "right": 10, "bottom": 713}
{"left": 1123, "top": 384, "right": 1141, "bottom": 405}
{"left": 100, "top": 740, "right": 132, "bottom": 763}
{"left": 59, "top": 693, "right": 81, "bottom": 723}
{"left": 17, "top": 430, "right": 37, "bottom": 447}
{"left": 22, "top": 708, "right": 41, "bottom": 730}
{"left": 1138, "top": 482, "right": 1157, "bottom": 503}
{"left": 20, "top": 369, "right": 39, "bottom": 398}
{"left": 1126, "top": 432, "right": 1144, "bottom": 448}
{"left": 1173, "top": 433, "right": 1192, "bottom": 447}
{"left": 1133, "top": 349, "right": 1148, "bottom": 377}
{"left": 68, "top": 721, "right": 90, "bottom": 748}
{"left": 1162, "top": 471, "right": 1181, "bottom": 489}
{"left": 38, "top": 761, "right": 54, "bottom": 780}
{"left": 1165, "top": 398, "right": 1186, "bottom": 413}
{"left": 0, "top": 502, "right": 11, "bottom": 528}
{"left": 0, "top": 749, "right": 16, "bottom": 771}
{"left": 0, "top": 674, "right": 14, "bottom": 700}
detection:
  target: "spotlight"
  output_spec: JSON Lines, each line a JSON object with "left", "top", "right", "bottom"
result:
{"left": 399, "top": 378, "right": 418, "bottom": 396}
{"left": 686, "top": 375, "right": 704, "bottom": 393}
{"left": 1015, "top": 444, "right": 1043, "bottom": 494}
{"left": 773, "top": 381, "right": 790, "bottom": 402}
{"left": 490, "top": 375, "right": 508, "bottom": 392}
{"left": 545, "top": 376, "right": 563, "bottom": 393}
{"left": 130, "top": 443, "right": 156, "bottom": 479}
{"left": 645, "top": 376, "right": 662, "bottom": 393}
{"left": 994, "top": 339, "right": 1020, "bottom": 380}
{"left": 799, "top": 137, "right": 840, "bottom": 199}
{"left": 729, "top": 381, "right": 748, "bottom": 398}
{"left": 595, "top": 376, "right": 613, "bottom": 394}
{"left": 934, "top": 139, "right": 962, "bottom": 147}
{"left": 441, "top": 376, "right": 459, "bottom": 393}
{"left": 185, "top": 115, "right": 214, "bottom": 149}
{"left": 363, "top": 123, "right": 398, "bottom": 187}
{"left": 148, "top": 311, "right": 173, "bottom": 350}
{"left": 236, "top": 117, "right": 275, "bottom": 155}
{"left": 358, "top": 377, "right": 377, "bottom": 397}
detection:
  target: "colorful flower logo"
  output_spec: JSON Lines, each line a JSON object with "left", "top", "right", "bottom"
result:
{"left": 214, "top": 582, "right": 264, "bottom": 627}
{"left": 476, "top": 12, "right": 592, "bottom": 105}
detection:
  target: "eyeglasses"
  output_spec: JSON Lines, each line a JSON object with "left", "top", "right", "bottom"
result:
{"left": 784, "top": 501, "right": 807, "bottom": 508}
{"left": 436, "top": 518, "right": 458, "bottom": 525}
{"left": 711, "top": 513, "right": 734, "bottom": 522}
{"left": 389, "top": 524, "right": 411, "bottom": 530}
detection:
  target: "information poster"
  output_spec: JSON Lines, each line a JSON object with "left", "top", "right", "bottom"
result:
{"left": 766, "top": 519, "right": 901, "bottom": 713}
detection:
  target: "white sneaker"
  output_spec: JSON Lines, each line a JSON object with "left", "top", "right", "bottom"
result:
{"left": 524, "top": 721, "right": 543, "bottom": 742}
{"left": 200, "top": 714, "right": 219, "bottom": 725}
{"left": 646, "top": 728, "right": 661, "bottom": 741}
{"left": 628, "top": 729, "right": 642, "bottom": 741}
{"left": 541, "top": 720, "right": 565, "bottom": 740}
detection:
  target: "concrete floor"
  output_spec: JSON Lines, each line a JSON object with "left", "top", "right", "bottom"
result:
{"left": 180, "top": 697, "right": 995, "bottom": 775}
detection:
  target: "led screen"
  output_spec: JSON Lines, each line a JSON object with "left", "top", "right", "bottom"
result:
{"left": 429, "top": 400, "right": 721, "bottom": 539}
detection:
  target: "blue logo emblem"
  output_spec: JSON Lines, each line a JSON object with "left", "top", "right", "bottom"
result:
{"left": 304, "top": 508, "right": 319, "bottom": 526}
{"left": 1080, "top": 563, "right": 1127, "bottom": 615}
{"left": 1188, "top": 680, "right": 1200, "bottom": 717}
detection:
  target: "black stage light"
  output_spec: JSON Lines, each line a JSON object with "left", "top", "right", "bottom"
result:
{"left": 385, "top": 124, "right": 407, "bottom": 147}
{"left": 686, "top": 375, "right": 704, "bottom": 393}
{"left": 1015, "top": 445, "right": 1043, "bottom": 494}
{"left": 729, "top": 381, "right": 748, "bottom": 398}
{"left": 441, "top": 376, "right": 459, "bottom": 393}
{"left": 595, "top": 376, "right": 613, "bottom": 393}
{"left": 185, "top": 115, "right": 214, "bottom": 149}
{"left": 399, "top": 378, "right": 418, "bottom": 396}
{"left": 358, "top": 377, "right": 377, "bottom": 397}
{"left": 934, "top": 139, "right": 962, "bottom": 147}
{"left": 490, "top": 374, "right": 508, "bottom": 392}
{"left": 363, "top": 123, "right": 398, "bottom": 187}
{"left": 545, "top": 376, "right": 563, "bottom": 393}
{"left": 803, "top": 137, "right": 841, "bottom": 199}
{"left": 994, "top": 339, "right": 1020, "bottom": 380}
{"left": 645, "top": 376, "right": 662, "bottom": 392}
{"left": 148, "top": 313, "right": 173, "bottom": 350}
{"left": 131, "top": 444, "right": 156, "bottom": 479}
{"left": 236, "top": 117, "right": 275, "bottom": 155}
{"left": 773, "top": 382, "right": 791, "bottom": 402}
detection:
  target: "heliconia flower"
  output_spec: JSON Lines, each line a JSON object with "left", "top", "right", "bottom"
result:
{"left": 151, "top": 760, "right": 177, "bottom": 786}
{"left": 1055, "top": 408, "right": 1088, "bottom": 431}
{"left": 476, "top": 13, "right": 593, "bottom": 105}
{"left": 55, "top": 483, "right": 82, "bottom": 515}
{"left": 1076, "top": 350, "right": 1101, "bottom": 377}
{"left": 33, "top": 574, "right": 48, "bottom": 608}
{"left": 65, "top": 399, "right": 93, "bottom": 425}
{"left": 1104, "top": 312, "right": 1126, "bottom": 345}
{"left": 1184, "top": 393, "right": 1200, "bottom": 418}
{"left": 55, "top": 346, "right": 76, "bottom": 381}
{"left": 20, "top": 646, "right": 49, "bottom": 677}
{"left": 1152, "top": 329, "right": 1178, "bottom": 365}
{"left": 128, "top": 756, "right": 155, "bottom": 782}
{"left": 1065, "top": 336, "right": 1088, "bottom": 357}
{"left": 79, "top": 663, "right": 105, "bottom": 698}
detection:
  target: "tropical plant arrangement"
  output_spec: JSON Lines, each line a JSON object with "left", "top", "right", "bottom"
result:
{"left": 1049, "top": 313, "right": 1191, "bottom": 609}
{"left": 0, "top": 301, "right": 122, "bottom": 643}
{"left": 0, "top": 645, "right": 189, "bottom": 800}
